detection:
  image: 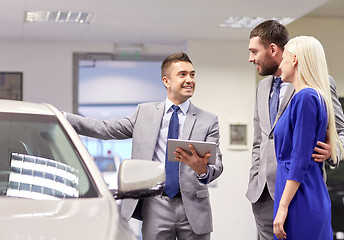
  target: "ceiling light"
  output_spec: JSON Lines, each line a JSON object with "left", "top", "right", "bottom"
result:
{"left": 25, "top": 11, "right": 94, "bottom": 24}
{"left": 219, "top": 16, "right": 295, "bottom": 28}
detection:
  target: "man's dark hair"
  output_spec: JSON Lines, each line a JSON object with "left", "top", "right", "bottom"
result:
{"left": 161, "top": 52, "right": 192, "bottom": 78}
{"left": 250, "top": 20, "right": 290, "bottom": 50}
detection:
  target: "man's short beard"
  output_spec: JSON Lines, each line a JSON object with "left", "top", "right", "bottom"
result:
{"left": 259, "top": 61, "right": 279, "bottom": 76}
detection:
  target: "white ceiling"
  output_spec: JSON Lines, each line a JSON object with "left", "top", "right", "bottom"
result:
{"left": 0, "top": 0, "right": 340, "bottom": 45}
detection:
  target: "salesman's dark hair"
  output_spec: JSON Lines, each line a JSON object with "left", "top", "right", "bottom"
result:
{"left": 161, "top": 52, "right": 192, "bottom": 78}
{"left": 250, "top": 20, "right": 290, "bottom": 50}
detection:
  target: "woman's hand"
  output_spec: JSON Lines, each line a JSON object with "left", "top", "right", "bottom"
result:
{"left": 273, "top": 205, "right": 288, "bottom": 239}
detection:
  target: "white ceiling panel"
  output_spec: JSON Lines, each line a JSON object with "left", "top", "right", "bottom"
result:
{"left": 0, "top": 0, "right": 338, "bottom": 44}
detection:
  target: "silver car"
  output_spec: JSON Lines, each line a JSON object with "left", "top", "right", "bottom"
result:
{"left": 0, "top": 99, "right": 165, "bottom": 240}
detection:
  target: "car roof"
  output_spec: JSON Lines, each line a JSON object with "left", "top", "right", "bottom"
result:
{"left": 0, "top": 99, "right": 54, "bottom": 115}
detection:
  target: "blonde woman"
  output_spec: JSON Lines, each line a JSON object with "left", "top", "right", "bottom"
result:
{"left": 273, "top": 36, "right": 342, "bottom": 239}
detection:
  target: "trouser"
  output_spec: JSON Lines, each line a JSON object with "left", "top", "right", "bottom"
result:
{"left": 141, "top": 194, "right": 211, "bottom": 240}
{"left": 252, "top": 185, "right": 274, "bottom": 240}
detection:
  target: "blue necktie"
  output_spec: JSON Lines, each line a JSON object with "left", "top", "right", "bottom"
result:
{"left": 164, "top": 105, "right": 180, "bottom": 199}
{"left": 269, "top": 77, "right": 282, "bottom": 127}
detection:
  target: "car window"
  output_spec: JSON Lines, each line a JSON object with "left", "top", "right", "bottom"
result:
{"left": 0, "top": 113, "right": 99, "bottom": 199}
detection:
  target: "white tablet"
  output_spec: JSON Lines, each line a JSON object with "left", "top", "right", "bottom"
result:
{"left": 167, "top": 139, "right": 217, "bottom": 165}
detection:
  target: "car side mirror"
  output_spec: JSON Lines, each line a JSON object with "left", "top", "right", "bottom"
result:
{"left": 112, "top": 159, "right": 165, "bottom": 200}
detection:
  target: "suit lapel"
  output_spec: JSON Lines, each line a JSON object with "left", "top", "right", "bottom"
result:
{"left": 260, "top": 76, "right": 274, "bottom": 132}
{"left": 151, "top": 101, "right": 165, "bottom": 145}
{"left": 182, "top": 102, "right": 196, "bottom": 140}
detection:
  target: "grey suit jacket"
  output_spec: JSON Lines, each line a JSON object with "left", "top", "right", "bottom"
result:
{"left": 246, "top": 76, "right": 344, "bottom": 203}
{"left": 66, "top": 101, "right": 223, "bottom": 235}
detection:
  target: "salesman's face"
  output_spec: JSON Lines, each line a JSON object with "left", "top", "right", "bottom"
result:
{"left": 163, "top": 61, "right": 195, "bottom": 105}
{"left": 248, "top": 36, "right": 280, "bottom": 76}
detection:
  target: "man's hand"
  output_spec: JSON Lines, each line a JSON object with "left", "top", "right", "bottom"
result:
{"left": 312, "top": 130, "right": 331, "bottom": 162}
{"left": 174, "top": 144, "right": 209, "bottom": 175}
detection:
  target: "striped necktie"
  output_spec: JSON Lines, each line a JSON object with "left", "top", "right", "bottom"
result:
{"left": 269, "top": 77, "right": 282, "bottom": 127}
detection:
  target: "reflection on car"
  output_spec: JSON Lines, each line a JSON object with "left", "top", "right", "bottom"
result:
{"left": 7, "top": 153, "right": 79, "bottom": 199}
{"left": 0, "top": 100, "right": 165, "bottom": 240}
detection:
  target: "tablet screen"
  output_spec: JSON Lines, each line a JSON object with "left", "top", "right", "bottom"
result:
{"left": 167, "top": 139, "right": 216, "bottom": 165}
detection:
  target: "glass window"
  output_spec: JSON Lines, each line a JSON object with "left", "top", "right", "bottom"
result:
{"left": 78, "top": 59, "right": 165, "bottom": 190}
{"left": 0, "top": 113, "right": 99, "bottom": 199}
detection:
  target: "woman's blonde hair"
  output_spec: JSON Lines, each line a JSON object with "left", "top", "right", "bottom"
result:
{"left": 284, "top": 36, "right": 343, "bottom": 164}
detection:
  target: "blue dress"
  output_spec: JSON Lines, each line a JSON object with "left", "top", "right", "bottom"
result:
{"left": 274, "top": 88, "right": 333, "bottom": 240}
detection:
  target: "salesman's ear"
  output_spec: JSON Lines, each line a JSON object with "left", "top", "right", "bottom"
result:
{"left": 162, "top": 76, "right": 170, "bottom": 88}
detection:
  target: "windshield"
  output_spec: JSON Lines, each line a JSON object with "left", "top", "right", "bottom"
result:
{"left": 0, "top": 113, "right": 99, "bottom": 199}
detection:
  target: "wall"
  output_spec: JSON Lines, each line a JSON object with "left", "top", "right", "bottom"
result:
{"left": 0, "top": 41, "right": 183, "bottom": 112}
{"left": 288, "top": 17, "right": 344, "bottom": 96}
{"left": 0, "top": 41, "right": 113, "bottom": 111}
{"left": 188, "top": 40, "right": 257, "bottom": 239}
{"left": 188, "top": 41, "right": 256, "bottom": 240}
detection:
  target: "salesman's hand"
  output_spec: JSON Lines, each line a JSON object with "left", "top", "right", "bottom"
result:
{"left": 273, "top": 206, "right": 288, "bottom": 239}
{"left": 174, "top": 144, "right": 209, "bottom": 175}
{"left": 312, "top": 130, "right": 331, "bottom": 162}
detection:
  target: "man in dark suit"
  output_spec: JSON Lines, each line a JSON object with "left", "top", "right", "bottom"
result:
{"left": 66, "top": 52, "right": 223, "bottom": 240}
{"left": 246, "top": 20, "right": 344, "bottom": 240}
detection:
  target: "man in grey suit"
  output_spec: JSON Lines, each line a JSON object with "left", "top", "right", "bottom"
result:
{"left": 66, "top": 52, "right": 223, "bottom": 240}
{"left": 246, "top": 20, "right": 344, "bottom": 240}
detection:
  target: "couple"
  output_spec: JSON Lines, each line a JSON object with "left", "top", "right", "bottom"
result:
{"left": 247, "top": 20, "right": 344, "bottom": 239}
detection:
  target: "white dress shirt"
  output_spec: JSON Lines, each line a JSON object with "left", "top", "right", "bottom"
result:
{"left": 153, "top": 98, "right": 190, "bottom": 164}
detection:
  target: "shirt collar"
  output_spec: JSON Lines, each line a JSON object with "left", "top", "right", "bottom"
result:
{"left": 273, "top": 75, "right": 289, "bottom": 87}
{"left": 165, "top": 98, "right": 190, "bottom": 115}
{"left": 273, "top": 75, "right": 281, "bottom": 80}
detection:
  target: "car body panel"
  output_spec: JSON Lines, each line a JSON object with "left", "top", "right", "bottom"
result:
{"left": 0, "top": 197, "right": 137, "bottom": 240}
{"left": 0, "top": 100, "right": 55, "bottom": 115}
{"left": 0, "top": 100, "right": 138, "bottom": 240}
